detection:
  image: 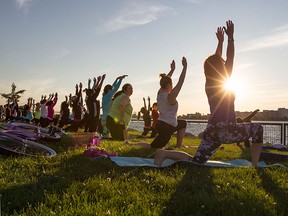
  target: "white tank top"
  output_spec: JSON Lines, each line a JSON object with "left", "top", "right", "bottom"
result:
{"left": 157, "top": 92, "right": 178, "bottom": 127}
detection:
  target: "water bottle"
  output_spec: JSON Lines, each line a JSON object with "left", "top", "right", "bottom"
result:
{"left": 92, "top": 133, "right": 101, "bottom": 146}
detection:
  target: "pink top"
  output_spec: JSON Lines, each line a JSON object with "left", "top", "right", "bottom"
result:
{"left": 47, "top": 97, "right": 58, "bottom": 120}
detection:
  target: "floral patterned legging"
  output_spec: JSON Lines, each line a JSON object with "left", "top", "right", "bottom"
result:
{"left": 192, "top": 122, "right": 263, "bottom": 164}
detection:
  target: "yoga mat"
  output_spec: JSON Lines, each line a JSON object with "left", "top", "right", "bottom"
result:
{"left": 262, "top": 144, "right": 288, "bottom": 151}
{"left": 107, "top": 156, "right": 286, "bottom": 168}
{"left": 260, "top": 152, "right": 288, "bottom": 160}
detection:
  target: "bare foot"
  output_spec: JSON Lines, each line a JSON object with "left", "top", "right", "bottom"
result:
{"left": 154, "top": 149, "right": 166, "bottom": 166}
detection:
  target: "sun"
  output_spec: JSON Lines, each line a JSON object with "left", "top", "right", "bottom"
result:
{"left": 224, "top": 77, "right": 242, "bottom": 95}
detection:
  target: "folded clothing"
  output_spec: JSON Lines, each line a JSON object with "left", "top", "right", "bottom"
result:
{"left": 84, "top": 147, "right": 117, "bottom": 158}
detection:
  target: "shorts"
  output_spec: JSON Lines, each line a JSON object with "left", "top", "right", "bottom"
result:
{"left": 150, "top": 119, "right": 187, "bottom": 149}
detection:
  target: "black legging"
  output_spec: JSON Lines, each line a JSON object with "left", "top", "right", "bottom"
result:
{"left": 106, "top": 115, "right": 125, "bottom": 141}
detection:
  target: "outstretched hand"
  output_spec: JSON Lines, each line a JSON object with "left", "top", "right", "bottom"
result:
{"left": 223, "top": 20, "right": 234, "bottom": 39}
{"left": 216, "top": 27, "right": 224, "bottom": 42}
{"left": 182, "top": 57, "right": 187, "bottom": 67}
{"left": 170, "top": 60, "right": 175, "bottom": 71}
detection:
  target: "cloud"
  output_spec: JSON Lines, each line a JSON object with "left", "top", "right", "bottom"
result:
{"left": 239, "top": 25, "right": 288, "bottom": 52}
{"left": 16, "top": 0, "right": 33, "bottom": 14}
{"left": 16, "top": 0, "right": 32, "bottom": 9}
{"left": 98, "top": 2, "right": 174, "bottom": 33}
{"left": 184, "top": 0, "right": 203, "bottom": 4}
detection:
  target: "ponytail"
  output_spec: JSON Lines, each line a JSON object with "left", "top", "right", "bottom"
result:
{"left": 159, "top": 73, "right": 172, "bottom": 89}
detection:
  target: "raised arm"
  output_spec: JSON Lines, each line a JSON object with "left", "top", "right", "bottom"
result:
{"left": 224, "top": 20, "right": 235, "bottom": 77}
{"left": 88, "top": 78, "right": 91, "bottom": 90}
{"left": 147, "top": 96, "right": 151, "bottom": 113}
{"left": 53, "top": 93, "right": 58, "bottom": 106}
{"left": 143, "top": 97, "right": 147, "bottom": 109}
{"left": 111, "top": 75, "right": 127, "bottom": 94}
{"left": 92, "top": 76, "right": 101, "bottom": 90}
{"left": 215, "top": 27, "right": 224, "bottom": 56}
{"left": 68, "top": 93, "right": 72, "bottom": 107}
{"left": 75, "top": 82, "right": 82, "bottom": 104}
{"left": 94, "top": 74, "right": 106, "bottom": 98}
{"left": 168, "top": 57, "right": 187, "bottom": 105}
{"left": 167, "top": 60, "right": 176, "bottom": 77}
{"left": 75, "top": 84, "right": 79, "bottom": 96}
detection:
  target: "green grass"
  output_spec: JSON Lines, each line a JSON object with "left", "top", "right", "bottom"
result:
{"left": 0, "top": 130, "right": 287, "bottom": 216}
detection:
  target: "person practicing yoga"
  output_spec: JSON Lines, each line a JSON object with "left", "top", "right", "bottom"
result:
{"left": 125, "top": 57, "right": 187, "bottom": 149}
{"left": 106, "top": 83, "right": 133, "bottom": 141}
{"left": 137, "top": 97, "right": 152, "bottom": 137}
{"left": 154, "top": 20, "right": 263, "bottom": 168}
{"left": 150, "top": 102, "right": 159, "bottom": 138}
{"left": 101, "top": 75, "right": 127, "bottom": 138}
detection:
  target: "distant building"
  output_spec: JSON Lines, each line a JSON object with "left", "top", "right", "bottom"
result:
{"left": 182, "top": 107, "right": 288, "bottom": 121}
{"left": 277, "top": 108, "right": 288, "bottom": 118}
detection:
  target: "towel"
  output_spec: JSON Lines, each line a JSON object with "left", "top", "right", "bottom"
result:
{"left": 107, "top": 156, "right": 286, "bottom": 168}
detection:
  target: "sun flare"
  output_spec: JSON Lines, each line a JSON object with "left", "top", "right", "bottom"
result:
{"left": 224, "top": 78, "right": 241, "bottom": 95}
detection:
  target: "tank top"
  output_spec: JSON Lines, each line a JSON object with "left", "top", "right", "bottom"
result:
{"left": 157, "top": 92, "right": 178, "bottom": 127}
{"left": 34, "top": 110, "right": 40, "bottom": 119}
{"left": 208, "top": 90, "right": 236, "bottom": 124}
{"left": 109, "top": 93, "right": 133, "bottom": 128}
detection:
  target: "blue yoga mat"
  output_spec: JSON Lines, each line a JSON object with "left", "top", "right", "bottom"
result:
{"left": 108, "top": 156, "right": 286, "bottom": 168}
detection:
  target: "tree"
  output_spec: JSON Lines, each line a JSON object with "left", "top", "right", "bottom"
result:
{"left": 1, "top": 83, "right": 26, "bottom": 103}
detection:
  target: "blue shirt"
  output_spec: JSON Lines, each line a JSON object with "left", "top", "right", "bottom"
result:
{"left": 101, "top": 79, "right": 122, "bottom": 120}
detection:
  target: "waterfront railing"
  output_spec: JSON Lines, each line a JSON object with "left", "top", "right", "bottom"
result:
{"left": 130, "top": 119, "right": 288, "bottom": 145}
{"left": 184, "top": 120, "right": 288, "bottom": 145}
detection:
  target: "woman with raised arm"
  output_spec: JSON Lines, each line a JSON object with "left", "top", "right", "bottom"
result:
{"left": 88, "top": 74, "right": 106, "bottom": 132}
{"left": 58, "top": 96, "right": 70, "bottom": 128}
{"left": 63, "top": 83, "right": 83, "bottom": 132}
{"left": 106, "top": 83, "right": 133, "bottom": 141}
{"left": 46, "top": 92, "right": 58, "bottom": 134}
{"left": 150, "top": 101, "right": 159, "bottom": 138}
{"left": 126, "top": 57, "right": 187, "bottom": 149}
{"left": 101, "top": 75, "right": 127, "bottom": 138}
{"left": 137, "top": 96, "right": 152, "bottom": 137}
{"left": 154, "top": 20, "right": 263, "bottom": 168}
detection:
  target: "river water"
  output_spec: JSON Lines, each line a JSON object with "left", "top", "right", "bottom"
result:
{"left": 129, "top": 120, "right": 287, "bottom": 144}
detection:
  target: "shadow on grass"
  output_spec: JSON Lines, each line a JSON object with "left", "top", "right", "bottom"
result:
{"left": 159, "top": 162, "right": 213, "bottom": 216}
{"left": 0, "top": 142, "right": 158, "bottom": 215}
{"left": 0, "top": 152, "right": 115, "bottom": 214}
{"left": 157, "top": 164, "right": 288, "bottom": 216}
{"left": 257, "top": 168, "right": 288, "bottom": 214}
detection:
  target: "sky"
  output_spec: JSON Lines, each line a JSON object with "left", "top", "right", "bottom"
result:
{"left": 1, "top": 0, "right": 288, "bottom": 115}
